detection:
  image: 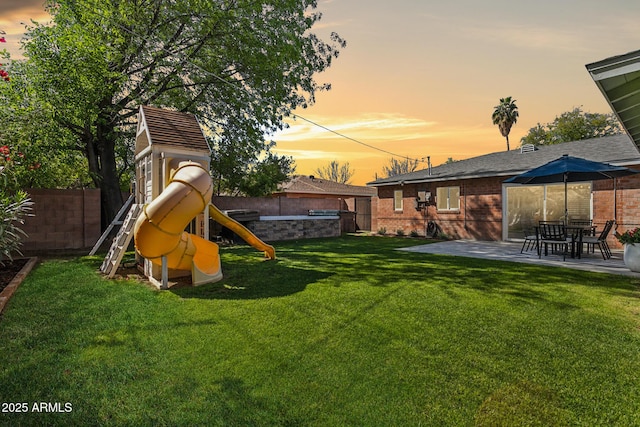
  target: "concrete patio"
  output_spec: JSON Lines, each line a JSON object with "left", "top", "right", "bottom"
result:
{"left": 399, "top": 240, "right": 640, "bottom": 278}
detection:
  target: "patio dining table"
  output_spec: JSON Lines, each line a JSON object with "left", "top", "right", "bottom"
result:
{"left": 565, "top": 224, "right": 597, "bottom": 258}
{"left": 535, "top": 224, "right": 597, "bottom": 259}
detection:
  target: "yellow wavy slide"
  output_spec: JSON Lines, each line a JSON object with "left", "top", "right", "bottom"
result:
{"left": 208, "top": 204, "right": 275, "bottom": 260}
{"left": 134, "top": 161, "right": 275, "bottom": 286}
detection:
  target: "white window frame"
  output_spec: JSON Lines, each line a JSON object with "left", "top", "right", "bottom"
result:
{"left": 437, "top": 186, "right": 460, "bottom": 211}
{"left": 394, "top": 190, "right": 403, "bottom": 211}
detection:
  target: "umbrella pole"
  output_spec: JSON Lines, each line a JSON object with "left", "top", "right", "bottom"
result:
{"left": 614, "top": 178, "right": 618, "bottom": 226}
{"left": 564, "top": 173, "right": 568, "bottom": 224}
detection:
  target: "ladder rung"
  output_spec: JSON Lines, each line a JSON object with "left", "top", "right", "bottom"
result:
{"left": 98, "top": 203, "right": 142, "bottom": 277}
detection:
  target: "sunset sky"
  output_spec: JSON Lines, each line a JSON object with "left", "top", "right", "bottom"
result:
{"left": 2, "top": 1, "right": 640, "bottom": 185}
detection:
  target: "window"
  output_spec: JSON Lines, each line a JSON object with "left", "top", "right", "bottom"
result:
{"left": 436, "top": 186, "right": 460, "bottom": 211}
{"left": 394, "top": 190, "right": 403, "bottom": 211}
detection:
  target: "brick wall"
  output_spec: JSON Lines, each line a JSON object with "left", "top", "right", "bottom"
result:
{"left": 20, "top": 188, "right": 101, "bottom": 252}
{"left": 593, "top": 173, "right": 640, "bottom": 249}
{"left": 375, "top": 178, "right": 504, "bottom": 240}
{"left": 374, "top": 171, "right": 640, "bottom": 247}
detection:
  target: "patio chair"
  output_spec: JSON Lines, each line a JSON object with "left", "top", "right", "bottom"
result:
{"left": 520, "top": 227, "right": 538, "bottom": 253}
{"left": 538, "top": 222, "right": 571, "bottom": 261}
{"left": 581, "top": 220, "right": 614, "bottom": 260}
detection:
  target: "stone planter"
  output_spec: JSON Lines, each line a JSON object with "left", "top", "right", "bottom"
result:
{"left": 623, "top": 243, "right": 640, "bottom": 272}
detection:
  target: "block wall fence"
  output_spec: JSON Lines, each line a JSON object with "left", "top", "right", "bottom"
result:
{"left": 18, "top": 191, "right": 356, "bottom": 253}
{"left": 21, "top": 188, "right": 102, "bottom": 252}
{"left": 19, "top": 176, "right": 640, "bottom": 253}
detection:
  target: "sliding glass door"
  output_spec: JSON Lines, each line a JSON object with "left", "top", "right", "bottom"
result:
{"left": 505, "top": 182, "right": 592, "bottom": 239}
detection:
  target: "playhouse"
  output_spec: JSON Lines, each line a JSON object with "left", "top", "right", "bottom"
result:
{"left": 120, "top": 105, "right": 275, "bottom": 288}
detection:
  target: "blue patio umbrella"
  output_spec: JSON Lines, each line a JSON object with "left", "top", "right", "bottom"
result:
{"left": 504, "top": 154, "right": 638, "bottom": 222}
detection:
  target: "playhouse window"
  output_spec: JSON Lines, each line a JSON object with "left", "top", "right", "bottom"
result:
{"left": 436, "top": 186, "right": 460, "bottom": 211}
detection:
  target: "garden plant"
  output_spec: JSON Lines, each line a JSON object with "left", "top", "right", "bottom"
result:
{"left": 0, "top": 144, "right": 33, "bottom": 265}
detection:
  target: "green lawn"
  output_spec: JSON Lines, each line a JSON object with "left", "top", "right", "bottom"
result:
{"left": 1, "top": 236, "right": 639, "bottom": 426}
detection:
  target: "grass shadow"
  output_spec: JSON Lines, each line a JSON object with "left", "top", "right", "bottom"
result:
{"left": 171, "top": 260, "right": 332, "bottom": 300}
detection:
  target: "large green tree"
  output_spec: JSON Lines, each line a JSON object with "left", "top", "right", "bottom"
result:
{"left": 492, "top": 96, "right": 519, "bottom": 151}
{"left": 212, "top": 140, "right": 296, "bottom": 196}
{"left": 1, "top": 0, "right": 345, "bottom": 224}
{"left": 0, "top": 32, "right": 94, "bottom": 189}
{"left": 520, "top": 107, "right": 622, "bottom": 146}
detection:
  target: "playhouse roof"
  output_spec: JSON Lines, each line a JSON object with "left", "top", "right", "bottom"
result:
{"left": 135, "top": 106, "right": 210, "bottom": 155}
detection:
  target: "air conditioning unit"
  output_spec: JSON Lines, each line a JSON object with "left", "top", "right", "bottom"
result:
{"left": 414, "top": 191, "right": 432, "bottom": 210}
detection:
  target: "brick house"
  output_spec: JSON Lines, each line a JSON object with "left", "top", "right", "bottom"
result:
{"left": 273, "top": 174, "right": 377, "bottom": 231}
{"left": 274, "top": 174, "right": 377, "bottom": 199}
{"left": 367, "top": 135, "right": 640, "bottom": 248}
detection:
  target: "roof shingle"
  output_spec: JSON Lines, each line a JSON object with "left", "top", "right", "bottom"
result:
{"left": 368, "top": 135, "right": 640, "bottom": 187}
{"left": 278, "top": 175, "right": 377, "bottom": 197}
{"left": 139, "top": 105, "right": 210, "bottom": 153}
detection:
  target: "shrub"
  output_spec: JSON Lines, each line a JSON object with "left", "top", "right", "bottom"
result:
{"left": 377, "top": 227, "right": 386, "bottom": 236}
{"left": 410, "top": 229, "right": 419, "bottom": 237}
{"left": 1, "top": 145, "right": 34, "bottom": 264}
{"left": 396, "top": 228, "right": 405, "bottom": 236}
{"left": 0, "top": 190, "right": 32, "bottom": 263}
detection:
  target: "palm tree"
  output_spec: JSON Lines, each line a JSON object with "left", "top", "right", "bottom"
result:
{"left": 492, "top": 97, "right": 519, "bottom": 151}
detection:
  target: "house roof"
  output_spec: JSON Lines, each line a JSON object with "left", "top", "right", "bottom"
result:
{"left": 587, "top": 49, "right": 640, "bottom": 148}
{"left": 136, "top": 105, "right": 210, "bottom": 155}
{"left": 367, "top": 134, "right": 640, "bottom": 187}
{"left": 278, "top": 175, "right": 377, "bottom": 197}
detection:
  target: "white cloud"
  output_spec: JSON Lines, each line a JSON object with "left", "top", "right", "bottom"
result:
{"left": 272, "top": 148, "right": 382, "bottom": 161}
{"left": 273, "top": 112, "right": 439, "bottom": 143}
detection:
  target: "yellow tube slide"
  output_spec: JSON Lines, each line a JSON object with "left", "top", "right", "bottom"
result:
{"left": 209, "top": 204, "right": 276, "bottom": 260}
{"left": 134, "top": 160, "right": 275, "bottom": 286}
{"left": 134, "top": 161, "right": 222, "bottom": 285}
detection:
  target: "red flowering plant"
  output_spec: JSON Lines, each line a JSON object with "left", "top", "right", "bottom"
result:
{"left": 0, "top": 31, "right": 9, "bottom": 81}
{"left": 616, "top": 227, "right": 640, "bottom": 245}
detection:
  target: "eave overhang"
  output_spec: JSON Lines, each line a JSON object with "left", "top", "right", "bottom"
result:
{"left": 587, "top": 49, "right": 640, "bottom": 149}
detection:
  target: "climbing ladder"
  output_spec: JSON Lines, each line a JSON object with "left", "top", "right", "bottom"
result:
{"left": 89, "top": 194, "right": 135, "bottom": 255}
{"left": 99, "top": 203, "right": 143, "bottom": 278}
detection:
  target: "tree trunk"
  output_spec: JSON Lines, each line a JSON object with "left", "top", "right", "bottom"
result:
{"left": 84, "top": 119, "right": 124, "bottom": 229}
{"left": 98, "top": 141, "right": 124, "bottom": 228}
{"left": 505, "top": 134, "right": 511, "bottom": 151}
